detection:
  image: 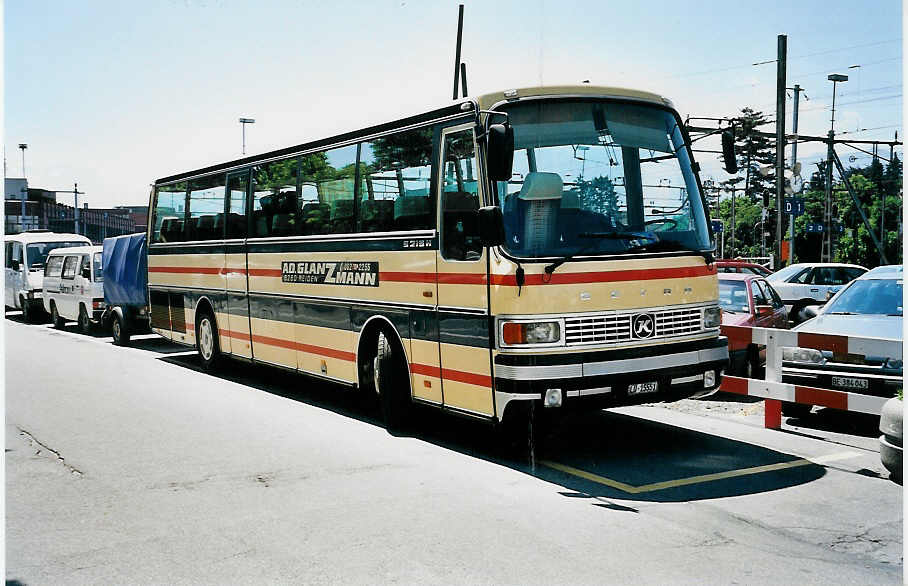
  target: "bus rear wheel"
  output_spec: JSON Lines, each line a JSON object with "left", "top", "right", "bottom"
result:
{"left": 374, "top": 332, "right": 411, "bottom": 432}
{"left": 196, "top": 311, "right": 222, "bottom": 372}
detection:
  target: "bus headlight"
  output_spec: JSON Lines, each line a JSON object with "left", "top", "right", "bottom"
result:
{"left": 501, "top": 321, "right": 561, "bottom": 346}
{"left": 703, "top": 306, "right": 722, "bottom": 328}
{"left": 782, "top": 347, "right": 825, "bottom": 364}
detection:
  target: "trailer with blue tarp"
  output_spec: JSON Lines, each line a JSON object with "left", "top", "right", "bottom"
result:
{"left": 101, "top": 232, "right": 150, "bottom": 345}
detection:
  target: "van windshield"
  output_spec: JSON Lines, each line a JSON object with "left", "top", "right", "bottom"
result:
{"left": 26, "top": 242, "right": 86, "bottom": 269}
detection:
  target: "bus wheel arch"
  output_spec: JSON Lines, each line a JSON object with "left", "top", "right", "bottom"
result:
{"left": 356, "top": 316, "right": 413, "bottom": 429}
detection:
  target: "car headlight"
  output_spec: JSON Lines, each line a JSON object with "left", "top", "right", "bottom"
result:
{"left": 501, "top": 321, "right": 561, "bottom": 346}
{"left": 884, "top": 358, "right": 903, "bottom": 370}
{"left": 703, "top": 306, "right": 722, "bottom": 328}
{"left": 782, "top": 346, "right": 825, "bottom": 364}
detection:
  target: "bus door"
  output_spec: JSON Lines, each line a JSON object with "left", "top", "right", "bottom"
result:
{"left": 224, "top": 170, "right": 252, "bottom": 358}
{"left": 434, "top": 125, "right": 494, "bottom": 417}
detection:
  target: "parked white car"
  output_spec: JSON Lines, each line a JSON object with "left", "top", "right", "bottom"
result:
{"left": 42, "top": 245, "right": 105, "bottom": 332}
{"left": 766, "top": 262, "right": 867, "bottom": 322}
{"left": 5, "top": 230, "right": 91, "bottom": 322}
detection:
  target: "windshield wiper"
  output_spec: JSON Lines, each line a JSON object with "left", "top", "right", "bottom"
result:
{"left": 543, "top": 232, "right": 657, "bottom": 276}
{"left": 825, "top": 311, "right": 856, "bottom": 315}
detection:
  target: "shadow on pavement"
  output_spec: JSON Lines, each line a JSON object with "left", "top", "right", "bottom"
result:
{"left": 158, "top": 352, "right": 827, "bottom": 504}
{"left": 785, "top": 409, "right": 881, "bottom": 439}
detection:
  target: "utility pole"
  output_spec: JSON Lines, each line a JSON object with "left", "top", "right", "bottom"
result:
{"left": 774, "top": 34, "right": 787, "bottom": 268}
{"left": 823, "top": 73, "right": 848, "bottom": 261}
{"left": 452, "top": 4, "right": 465, "bottom": 100}
{"left": 239, "top": 118, "right": 255, "bottom": 155}
{"left": 788, "top": 84, "right": 803, "bottom": 264}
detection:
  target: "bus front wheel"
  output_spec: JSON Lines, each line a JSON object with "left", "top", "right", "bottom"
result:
{"left": 374, "top": 332, "right": 410, "bottom": 432}
{"left": 196, "top": 311, "right": 222, "bottom": 372}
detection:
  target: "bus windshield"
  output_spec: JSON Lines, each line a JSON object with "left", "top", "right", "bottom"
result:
{"left": 26, "top": 242, "right": 87, "bottom": 269}
{"left": 495, "top": 99, "right": 711, "bottom": 259}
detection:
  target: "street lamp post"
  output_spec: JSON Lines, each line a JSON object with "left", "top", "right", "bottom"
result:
{"left": 823, "top": 73, "right": 848, "bottom": 262}
{"left": 18, "top": 144, "right": 28, "bottom": 231}
{"left": 239, "top": 118, "right": 255, "bottom": 155}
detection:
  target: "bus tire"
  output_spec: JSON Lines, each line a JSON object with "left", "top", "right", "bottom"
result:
{"left": 196, "top": 310, "right": 222, "bottom": 372}
{"left": 50, "top": 302, "right": 65, "bottom": 329}
{"left": 374, "top": 331, "right": 410, "bottom": 431}
{"left": 111, "top": 312, "right": 130, "bottom": 346}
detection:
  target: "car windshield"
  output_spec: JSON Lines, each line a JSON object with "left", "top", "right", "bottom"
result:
{"left": 766, "top": 264, "right": 806, "bottom": 282}
{"left": 26, "top": 241, "right": 87, "bottom": 268}
{"left": 93, "top": 252, "right": 103, "bottom": 282}
{"left": 719, "top": 280, "right": 750, "bottom": 313}
{"left": 824, "top": 278, "right": 903, "bottom": 316}
{"left": 494, "top": 99, "right": 710, "bottom": 259}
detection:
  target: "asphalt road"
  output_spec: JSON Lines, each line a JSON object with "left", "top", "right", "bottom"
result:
{"left": 5, "top": 315, "right": 903, "bottom": 584}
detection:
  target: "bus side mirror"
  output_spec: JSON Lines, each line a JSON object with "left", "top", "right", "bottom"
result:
{"left": 478, "top": 205, "right": 505, "bottom": 248}
{"left": 722, "top": 129, "right": 738, "bottom": 174}
{"left": 486, "top": 123, "right": 514, "bottom": 182}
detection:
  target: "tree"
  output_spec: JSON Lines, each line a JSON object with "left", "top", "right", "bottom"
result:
{"left": 576, "top": 175, "right": 618, "bottom": 217}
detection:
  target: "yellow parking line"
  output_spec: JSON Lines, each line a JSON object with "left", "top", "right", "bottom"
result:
{"left": 540, "top": 451, "right": 860, "bottom": 494}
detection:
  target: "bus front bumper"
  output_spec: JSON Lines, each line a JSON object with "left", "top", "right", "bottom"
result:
{"left": 493, "top": 337, "right": 728, "bottom": 420}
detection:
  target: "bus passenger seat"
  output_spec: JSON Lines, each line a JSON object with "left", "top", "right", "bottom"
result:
{"left": 195, "top": 215, "right": 216, "bottom": 240}
{"left": 394, "top": 195, "right": 430, "bottom": 230}
{"left": 302, "top": 203, "right": 330, "bottom": 234}
{"left": 331, "top": 199, "right": 355, "bottom": 233}
{"left": 213, "top": 213, "right": 225, "bottom": 237}
{"left": 516, "top": 172, "right": 563, "bottom": 251}
{"left": 361, "top": 199, "right": 393, "bottom": 232}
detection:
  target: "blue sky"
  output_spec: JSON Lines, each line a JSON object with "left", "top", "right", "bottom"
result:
{"left": 4, "top": 0, "right": 902, "bottom": 207}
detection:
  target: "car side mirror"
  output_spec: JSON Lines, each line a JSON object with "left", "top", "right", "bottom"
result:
{"left": 755, "top": 305, "right": 773, "bottom": 317}
{"left": 477, "top": 205, "right": 505, "bottom": 247}
{"left": 10, "top": 259, "right": 19, "bottom": 271}
{"left": 81, "top": 267, "right": 91, "bottom": 279}
{"left": 486, "top": 123, "right": 514, "bottom": 182}
{"left": 803, "top": 305, "right": 819, "bottom": 319}
{"left": 722, "top": 129, "right": 738, "bottom": 174}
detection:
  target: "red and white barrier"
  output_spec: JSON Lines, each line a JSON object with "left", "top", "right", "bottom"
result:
{"left": 718, "top": 325, "right": 901, "bottom": 428}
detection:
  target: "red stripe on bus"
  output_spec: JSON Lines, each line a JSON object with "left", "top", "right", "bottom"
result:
{"left": 794, "top": 385, "right": 848, "bottom": 410}
{"left": 247, "top": 268, "right": 283, "bottom": 277}
{"left": 380, "top": 271, "right": 438, "bottom": 283}
{"left": 797, "top": 332, "right": 849, "bottom": 355}
{"left": 436, "top": 273, "right": 487, "bottom": 285}
{"left": 490, "top": 265, "right": 715, "bottom": 286}
{"left": 409, "top": 362, "right": 491, "bottom": 388}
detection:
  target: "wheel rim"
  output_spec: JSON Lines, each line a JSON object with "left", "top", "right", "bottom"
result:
{"left": 112, "top": 319, "right": 120, "bottom": 340}
{"left": 373, "top": 355, "right": 381, "bottom": 395}
{"left": 199, "top": 318, "right": 214, "bottom": 361}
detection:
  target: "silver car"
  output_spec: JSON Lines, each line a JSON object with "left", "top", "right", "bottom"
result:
{"left": 780, "top": 265, "right": 903, "bottom": 417}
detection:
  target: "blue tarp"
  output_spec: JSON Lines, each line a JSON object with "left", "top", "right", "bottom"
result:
{"left": 102, "top": 233, "right": 148, "bottom": 306}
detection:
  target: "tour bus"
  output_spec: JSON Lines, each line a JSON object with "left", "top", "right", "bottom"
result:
{"left": 147, "top": 85, "right": 728, "bottom": 429}
{"left": 42, "top": 245, "right": 105, "bottom": 332}
{"left": 5, "top": 230, "right": 91, "bottom": 322}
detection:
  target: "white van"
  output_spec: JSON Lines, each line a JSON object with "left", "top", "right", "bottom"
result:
{"left": 42, "top": 245, "right": 105, "bottom": 332}
{"left": 5, "top": 230, "right": 91, "bottom": 322}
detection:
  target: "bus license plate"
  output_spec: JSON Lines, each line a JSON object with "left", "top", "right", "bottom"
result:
{"left": 628, "top": 382, "right": 659, "bottom": 395}
{"left": 831, "top": 376, "right": 869, "bottom": 390}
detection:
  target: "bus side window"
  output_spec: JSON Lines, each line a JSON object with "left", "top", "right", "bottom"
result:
{"left": 358, "top": 126, "right": 434, "bottom": 233}
{"left": 187, "top": 174, "right": 226, "bottom": 241}
{"left": 300, "top": 145, "right": 357, "bottom": 236}
{"left": 226, "top": 173, "right": 249, "bottom": 239}
{"left": 253, "top": 157, "right": 299, "bottom": 238}
{"left": 440, "top": 128, "right": 481, "bottom": 261}
{"left": 153, "top": 182, "right": 188, "bottom": 243}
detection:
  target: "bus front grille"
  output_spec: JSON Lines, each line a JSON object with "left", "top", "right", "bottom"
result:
{"left": 564, "top": 307, "right": 703, "bottom": 346}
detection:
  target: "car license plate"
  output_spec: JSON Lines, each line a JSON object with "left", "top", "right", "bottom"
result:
{"left": 628, "top": 381, "right": 659, "bottom": 395}
{"left": 831, "top": 376, "right": 869, "bottom": 390}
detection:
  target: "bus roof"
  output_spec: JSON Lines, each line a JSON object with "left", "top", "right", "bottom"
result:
{"left": 476, "top": 85, "right": 672, "bottom": 110}
{"left": 155, "top": 84, "right": 673, "bottom": 186}
{"left": 6, "top": 232, "right": 91, "bottom": 245}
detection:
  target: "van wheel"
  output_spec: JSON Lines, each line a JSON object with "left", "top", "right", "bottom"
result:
{"left": 19, "top": 296, "right": 33, "bottom": 323}
{"left": 111, "top": 312, "right": 130, "bottom": 346}
{"left": 196, "top": 310, "right": 222, "bottom": 371}
{"left": 78, "top": 305, "right": 93, "bottom": 334}
{"left": 51, "top": 303, "right": 65, "bottom": 329}
{"left": 374, "top": 332, "right": 410, "bottom": 432}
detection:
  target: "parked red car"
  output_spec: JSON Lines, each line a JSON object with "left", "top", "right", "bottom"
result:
{"left": 719, "top": 273, "right": 789, "bottom": 377}
{"left": 716, "top": 260, "right": 773, "bottom": 277}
